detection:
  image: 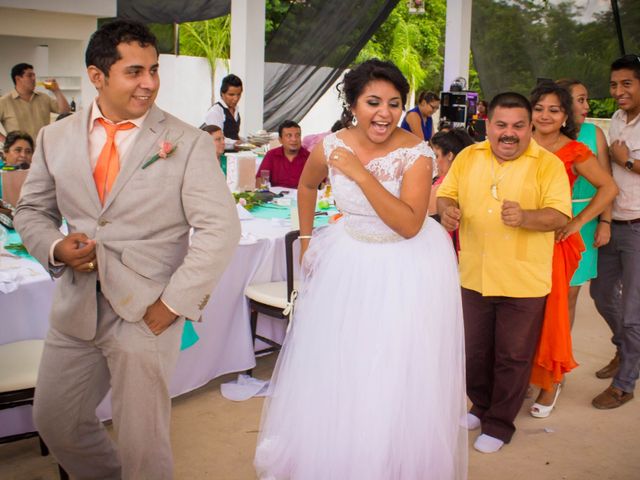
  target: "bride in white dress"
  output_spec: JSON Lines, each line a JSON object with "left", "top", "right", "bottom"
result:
{"left": 254, "top": 59, "right": 467, "bottom": 480}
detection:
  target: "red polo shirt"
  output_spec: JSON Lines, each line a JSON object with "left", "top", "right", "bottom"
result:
{"left": 256, "top": 146, "right": 310, "bottom": 189}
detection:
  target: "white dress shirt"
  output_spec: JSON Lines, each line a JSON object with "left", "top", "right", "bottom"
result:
{"left": 49, "top": 100, "right": 147, "bottom": 263}
{"left": 203, "top": 98, "right": 241, "bottom": 149}
{"left": 609, "top": 109, "right": 640, "bottom": 220}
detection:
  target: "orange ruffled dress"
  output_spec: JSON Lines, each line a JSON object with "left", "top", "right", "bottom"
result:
{"left": 530, "top": 141, "right": 589, "bottom": 390}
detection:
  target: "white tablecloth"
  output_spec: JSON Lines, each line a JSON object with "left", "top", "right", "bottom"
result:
{"left": 0, "top": 214, "right": 295, "bottom": 437}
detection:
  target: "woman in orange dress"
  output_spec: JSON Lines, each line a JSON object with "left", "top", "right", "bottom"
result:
{"left": 529, "top": 82, "right": 618, "bottom": 417}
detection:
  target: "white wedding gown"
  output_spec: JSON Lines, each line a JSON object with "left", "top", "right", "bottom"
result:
{"left": 254, "top": 133, "right": 468, "bottom": 480}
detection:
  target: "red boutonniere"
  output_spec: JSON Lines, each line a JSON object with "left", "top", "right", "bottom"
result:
{"left": 142, "top": 138, "right": 180, "bottom": 169}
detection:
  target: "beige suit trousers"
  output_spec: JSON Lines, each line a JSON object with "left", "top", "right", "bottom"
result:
{"left": 34, "top": 293, "right": 184, "bottom": 480}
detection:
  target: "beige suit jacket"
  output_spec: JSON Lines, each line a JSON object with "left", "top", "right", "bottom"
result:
{"left": 15, "top": 104, "right": 241, "bottom": 340}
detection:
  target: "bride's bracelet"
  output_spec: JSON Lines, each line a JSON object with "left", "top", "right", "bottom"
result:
{"left": 298, "top": 235, "right": 312, "bottom": 239}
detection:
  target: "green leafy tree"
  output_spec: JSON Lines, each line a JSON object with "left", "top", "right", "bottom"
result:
{"left": 265, "top": 0, "right": 294, "bottom": 41}
{"left": 470, "top": 0, "right": 640, "bottom": 117}
{"left": 179, "top": 16, "right": 231, "bottom": 104}
{"left": 177, "top": 1, "right": 294, "bottom": 104}
{"left": 389, "top": 16, "right": 427, "bottom": 104}
{"left": 356, "top": 0, "right": 447, "bottom": 105}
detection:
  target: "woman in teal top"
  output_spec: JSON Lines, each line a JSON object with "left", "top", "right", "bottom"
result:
{"left": 557, "top": 79, "right": 612, "bottom": 328}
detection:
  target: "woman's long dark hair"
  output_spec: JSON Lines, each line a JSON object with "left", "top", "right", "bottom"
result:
{"left": 530, "top": 81, "right": 578, "bottom": 140}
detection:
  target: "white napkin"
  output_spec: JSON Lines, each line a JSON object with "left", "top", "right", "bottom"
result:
{"left": 220, "top": 374, "right": 270, "bottom": 401}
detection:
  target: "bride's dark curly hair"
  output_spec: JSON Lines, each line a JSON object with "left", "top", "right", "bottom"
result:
{"left": 337, "top": 59, "right": 409, "bottom": 128}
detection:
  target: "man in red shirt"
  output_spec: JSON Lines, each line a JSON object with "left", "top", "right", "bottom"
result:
{"left": 256, "top": 120, "right": 310, "bottom": 188}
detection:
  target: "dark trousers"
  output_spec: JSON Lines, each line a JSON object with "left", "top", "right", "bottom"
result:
{"left": 590, "top": 222, "right": 640, "bottom": 392}
{"left": 462, "top": 288, "right": 546, "bottom": 443}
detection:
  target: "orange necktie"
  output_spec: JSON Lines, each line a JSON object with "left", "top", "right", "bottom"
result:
{"left": 94, "top": 118, "right": 135, "bottom": 204}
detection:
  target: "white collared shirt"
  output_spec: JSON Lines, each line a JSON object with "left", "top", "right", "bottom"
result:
{"left": 203, "top": 98, "right": 241, "bottom": 149}
{"left": 48, "top": 101, "right": 148, "bottom": 265}
{"left": 609, "top": 109, "right": 640, "bottom": 220}
{"left": 88, "top": 99, "right": 149, "bottom": 171}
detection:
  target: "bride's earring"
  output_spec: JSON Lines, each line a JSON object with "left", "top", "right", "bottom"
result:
{"left": 351, "top": 115, "right": 358, "bottom": 127}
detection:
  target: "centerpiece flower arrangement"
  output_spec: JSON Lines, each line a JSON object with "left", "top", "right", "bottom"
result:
{"left": 233, "top": 191, "right": 263, "bottom": 210}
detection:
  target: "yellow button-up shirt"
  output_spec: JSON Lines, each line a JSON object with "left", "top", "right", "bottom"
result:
{"left": 437, "top": 139, "right": 571, "bottom": 297}
{"left": 0, "top": 89, "right": 59, "bottom": 140}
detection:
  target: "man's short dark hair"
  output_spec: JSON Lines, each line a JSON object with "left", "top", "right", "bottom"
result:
{"left": 220, "top": 74, "right": 243, "bottom": 94}
{"left": 85, "top": 20, "right": 158, "bottom": 76}
{"left": 488, "top": 92, "right": 532, "bottom": 121}
{"left": 11, "top": 63, "right": 33, "bottom": 86}
{"left": 278, "top": 120, "right": 300, "bottom": 137}
{"left": 611, "top": 54, "right": 640, "bottom": 81}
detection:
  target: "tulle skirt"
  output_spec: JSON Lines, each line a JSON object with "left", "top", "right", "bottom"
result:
{"left": 254, "top": 218, "right": 468, "bottom": 480}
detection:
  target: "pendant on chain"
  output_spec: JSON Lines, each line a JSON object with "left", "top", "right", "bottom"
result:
{"left": 490, "top": 184, "right": 499, "bottom": 201}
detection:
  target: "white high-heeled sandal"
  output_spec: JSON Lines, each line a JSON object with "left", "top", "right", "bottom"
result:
{"left": 530, "top": 383, "right": 562, "bottom": 418}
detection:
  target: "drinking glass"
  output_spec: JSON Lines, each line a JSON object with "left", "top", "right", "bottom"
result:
{"left": 259, "top": 170, "right": 271, "bottom": 190}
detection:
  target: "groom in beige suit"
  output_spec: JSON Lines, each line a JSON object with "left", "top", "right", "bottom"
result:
{"left": 14, "top": 20, "right": 240, "bottom": 479}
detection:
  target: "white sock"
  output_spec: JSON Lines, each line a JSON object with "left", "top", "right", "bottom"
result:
{"left": 466, "top": 413, "right": 481, "bottom": 430}
{"left": 474, "top": 434, "right": 504, "bottom": 453}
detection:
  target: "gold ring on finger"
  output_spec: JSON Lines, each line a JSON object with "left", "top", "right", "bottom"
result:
{"left": 88, "top": 261, "right": 95, "bottom": 271}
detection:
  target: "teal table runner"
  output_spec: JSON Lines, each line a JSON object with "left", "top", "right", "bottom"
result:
{"left": 249, "top": 203, "right": 338, "bottom": 227}
{"left": 4, "top": 229, "right": 35, "bottom": 260}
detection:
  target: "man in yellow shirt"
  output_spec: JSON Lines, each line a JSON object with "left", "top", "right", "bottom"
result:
{"left": 437, "top": 92, "right": 572, "bottom": 453}
{"left": 0, "top": 63, "right": 70, "bottom": 142}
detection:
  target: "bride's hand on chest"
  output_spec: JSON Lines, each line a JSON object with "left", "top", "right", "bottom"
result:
{"left": 328, "top": 147, "right": 369, "bottom": 184}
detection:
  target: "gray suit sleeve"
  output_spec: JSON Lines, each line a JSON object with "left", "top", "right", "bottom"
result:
{"left": 14, "top": 128, "right": 66, "bottom": 272}
{"left": 161, "top": 132, "right": 241, "bottom": 319}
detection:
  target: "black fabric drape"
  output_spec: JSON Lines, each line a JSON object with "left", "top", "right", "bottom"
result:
{"left": 470, "top": 0, "right": 640, "bottom": 100}
{"left": 118, "top": 0, "right": 230, "bottom": 24}
{"left": 263, "top": 0, "right": 399, "bottom": 130}
{"left": 118, "top": 0, "right": 398, "bottom": 130}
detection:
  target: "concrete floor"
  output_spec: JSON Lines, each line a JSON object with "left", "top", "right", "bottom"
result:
{"left": 1, "top": 288, "right": 639, "bottom": 479}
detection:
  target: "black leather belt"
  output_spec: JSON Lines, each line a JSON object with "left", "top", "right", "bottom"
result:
{"left": 612, "top": 218, "right": 640, "bottom": 225}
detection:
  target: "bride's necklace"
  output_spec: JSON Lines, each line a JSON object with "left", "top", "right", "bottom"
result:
{"left": 490, "top": 154, "right": 511, "bottom": 201}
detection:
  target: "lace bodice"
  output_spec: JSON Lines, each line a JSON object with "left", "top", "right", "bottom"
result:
{"left": 323, "top": 133, "right": 434, "bottom": 242}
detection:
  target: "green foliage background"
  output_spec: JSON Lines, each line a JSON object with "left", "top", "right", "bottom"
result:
{"left": 356, "top": 0, "right": 449, "bottom": 99}
{"left": 471, "top": 0, "right": 639, "bottom": 118}
{"left": 150, "top": 0, "right": 638, "bottom": 118}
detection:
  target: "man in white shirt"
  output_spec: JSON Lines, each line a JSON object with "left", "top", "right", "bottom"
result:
{"left": 203, "top": 73, "right": 243, "bottom": 151}
{"left": 591, "top": 54, "right": 640, "bottom": 410}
